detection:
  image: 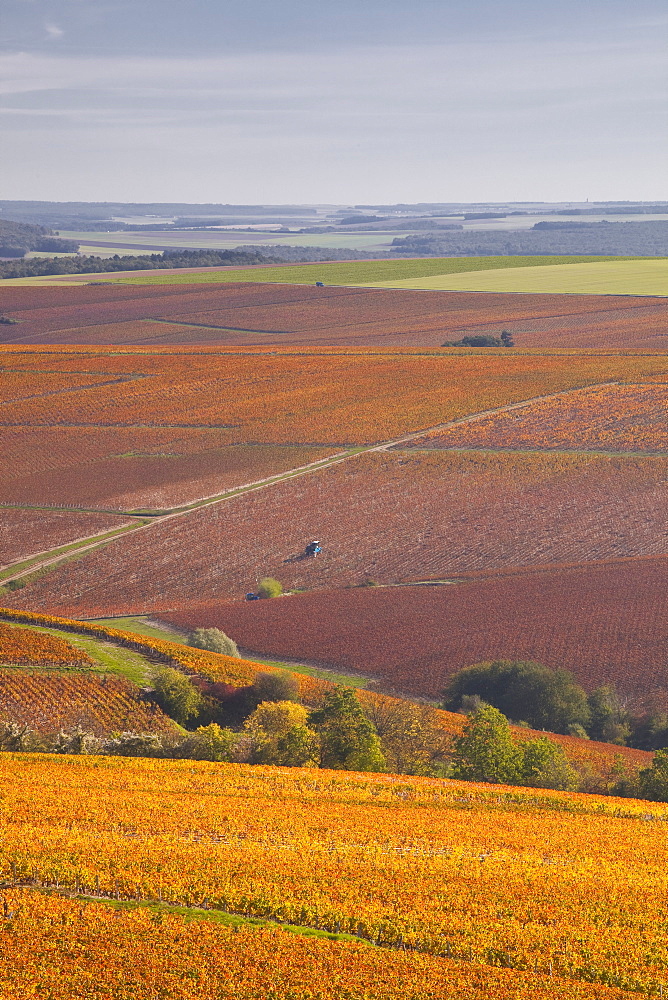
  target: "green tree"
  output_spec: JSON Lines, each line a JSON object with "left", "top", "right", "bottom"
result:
{"left": 442, "top": 660, "right": 590, "bottom": 735}
{"left": 152, "top": 667, "right": 205, "bottom": 727}
{"left": 450, "top": 705, "right": 522, "bottom": 784}
{"left": 310, "top": 687, "right": 386, "bottom": 773}
{"left": 519, "top": 736, "right": 578, "bottom": 790}
{"left": 188, "top": 628, "right": 239, "bottom": 658}
{"left": 244, "top": 701, "right": 320, "bottom": 767}
{"left": 181, "top": 723, "right": 238, "bottom": 762}
{"left": 257, "top": 577, "right": 283, "bottom": 599}
{"left": 587, "top": 685, "right": 631, "bottom": 745}
{"left": 637, "top": 749, "right": 668, "bottom": 801}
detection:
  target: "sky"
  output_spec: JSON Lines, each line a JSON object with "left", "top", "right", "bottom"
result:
{"left": 1, "top": 0, "right": 666, "bottom": 204}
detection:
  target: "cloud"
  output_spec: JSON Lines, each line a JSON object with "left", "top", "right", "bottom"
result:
{"left": 0, "top": 30, "right": 665, "bottom": 201}
{"left": 44, "top": 22, "right": 64, "bottom": 39}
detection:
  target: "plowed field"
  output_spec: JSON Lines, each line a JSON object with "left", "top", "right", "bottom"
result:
{"left": 1, "top": 280, "right": 668, "bottom": 348}
{"left": 165, "top": 555, "right": 668, "bottom": 705}
{"left": 405, "top": 382, "right": 668, "bottom": 455}
{"left": 7, "top": 450, "right": 668, "bottom": 619}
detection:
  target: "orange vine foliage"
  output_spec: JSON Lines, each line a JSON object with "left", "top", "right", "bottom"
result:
{"left": 0, "top": 622, "right": 93, "bottom": 667}
{"left": 407, "top": 382, "right": 668, "bottom": 454}
{"left": 1, "top": 755, "right": 667, "bottom": 995}
{"left": 0, "top": 669, "right": 175, "bottom": 735}
{"left": 2, "top": 348, "right": 667, "bottom": 447}
{"left": 0, "top": 888, "right": 636, "bottom": 999}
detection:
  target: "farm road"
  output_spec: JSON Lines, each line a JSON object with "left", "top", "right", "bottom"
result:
{"left": 1, "top": 378, "right": 625, "bottom": 588}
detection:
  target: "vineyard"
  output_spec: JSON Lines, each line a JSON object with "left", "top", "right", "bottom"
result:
{"left": 1, "top": 279, "right": 668, "bottom": 348}
{"left": 5, "top": 346, "right": 668, "bottom": 516}
{"left": 7, "top": 449, "right": 668, "bottom": 617}
{"left": 5, "top": 349, "right": 665, "bottom": 442}
{"left": 0, "top": 621, "right": 93, "bottom": 667}
{"left": 0, "top": 508, "right": 132, "bottom": 565}
{"left": 164, "top": 556, "right": 668, "bottom": 705}
{"left": 405, "top": 382, "right": 668, "bottom": 455}
{"left": 0, "top": 669, "right": 175, "bottom": 735}
{"left": 1, "top": 754, "right": 668, "bottom": 994}
{"left": 0, "top": 890, "right": 637, "bottom": 1000}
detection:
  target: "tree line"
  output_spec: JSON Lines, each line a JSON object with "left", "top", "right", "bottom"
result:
{"left": 4, "top": 633, "right": 668, "bottom": 800}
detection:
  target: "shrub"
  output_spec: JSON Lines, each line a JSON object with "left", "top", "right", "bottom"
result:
{"left": 250, "top": 671, "right": 299, "bottom": 705}
{"left": 257, "top": 577, "right": 283, "bottom": 599}
{"left": 188, "top": 627, "right": 239, "bottom": 658}
{"left": 519, "top": 736, "right": 578, "bottom": 790}
{"left": 151, "top": 667, "right": 205, "bottom": 727}
{"left": 178, "top": 723, "right": 237, "bottom": 762}
{"left": 244, "top": 701, "right": 319, "bottom": 767}
{"left": 637, "top": 749, "right": 668, "bottom": 801}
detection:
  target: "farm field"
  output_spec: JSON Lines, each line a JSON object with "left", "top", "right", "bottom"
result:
{"left": 164, "top": 555, "right": 668, "bottom": 705}
{"left": 365, "top": 258, "right": 668, "bottom": 296}
{"left": 1, "top": 254, "right": 647, "bottom": 288}
{"left": 2, "top": 279, "right": 668, "bottom": 349}
{"left": 0, "top": 890, "right": 635, "bottom": 1000}
{"left": 4, "top": 347, "right": 667, "bottom": 516}
{"left": 0, "top": 620, "right": 93, "bottom": 668}
{"left": 2, "top": 753, "right": 668, "bottom": 995}
{"left": 0, "top": 508, "right": 135, "bottom": 566}
{"left": 0, "top": 669, "right": 174, "bottom": 735}
{"left": 404, "top": 382, "right": 668, "bottom": 454}
{"left": 7, "top": 449, "right": 668, "bottom": 618}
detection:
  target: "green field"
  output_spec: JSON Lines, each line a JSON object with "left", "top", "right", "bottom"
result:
{"left": 114, "top": 254, "right": 645, "bottom": 287}
{"left": 364, "top": 258, "right": 668, "bottom": 296}
{"left": 61, "top": 229, "right": 405, "bottom": 254}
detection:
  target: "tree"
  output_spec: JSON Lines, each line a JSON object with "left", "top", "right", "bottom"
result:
{"left": 637, "top": 749, "right": 668, "bottom": 802}
{"left": 244, "top": 701, "right": 320, "bottom": 767}
{"left": 151, "top": 668, "right": 205, "bottom": 727}
{"left": 450, "top": 706, "right": 523, "bottom": 784}
{"left": 442, "top": 660, "right": 590, "bottom": 735}
{"left": 310, "top": 687, "right": 386, "bottom": 773}
{"left": 257, "top": 577, "right": 283, "bottom": 599}
{"left": 519, "top": 736, "right": 578, "bottom": 790}
{"left": 250, "top": 671, "right": 299, "bottom": 705}
{"left": 179, "top": 723, "right": 237, "bottom": 762}
{"left": 364, "top": 696, "right": 449, "bottom": 776}
{"left": 587, "top": 686, "right": 631, "bottom": 745}
{"left": 500, "top": 330, "right": 515, "bottom": 347}
{"left": 188, "top": 628, "right": 239, "bottom": 658}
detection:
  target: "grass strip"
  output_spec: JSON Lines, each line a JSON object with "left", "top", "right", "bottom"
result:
{"left": 112, "top": 255, "right": 658, "bottom": 286}
{"left": 0, "top": 522, "right": 149, "bottom": 582}
{"left": 34, "top": 887, "right": 371, "bottom": 945}
{"left": 0, "top": 621, "right": 155, "bottom": 685}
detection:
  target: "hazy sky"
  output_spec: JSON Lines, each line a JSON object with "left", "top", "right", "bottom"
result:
{"left": 1, "top": 0, "right": 666, "bottom": 203}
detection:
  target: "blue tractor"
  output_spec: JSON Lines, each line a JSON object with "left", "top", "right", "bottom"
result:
{"left": 304, "top": 539, "right": 322, "bottom": 557}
